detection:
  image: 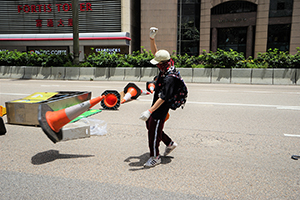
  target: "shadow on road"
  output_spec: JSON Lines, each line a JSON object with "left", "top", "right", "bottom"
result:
{"left": 124, "top": 153, "right": 174, "bottom": 171}
{"left": 31, "top": 149, "right": 94, "bottom": 165}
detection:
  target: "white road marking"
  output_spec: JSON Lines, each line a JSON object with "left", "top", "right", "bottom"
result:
{"left": 284, "top": 134, "right": 300, "bottom": 138}
{"left": 276, "top": 106, "right": 300, "bottom": 110}
{"left": 40, "top": 85, "right": 61, "bottom": 87}
{"left": 0, "top": 93, "right": 30, "bottom": 96}
{"left": 138, "top": 99, "right": 300, "bottom": 110}
{"left": 188, "top": 101, "right": 300, "bottom": 110}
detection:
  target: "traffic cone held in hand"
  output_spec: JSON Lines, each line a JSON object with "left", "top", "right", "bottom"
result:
{"left": 146, "top": 81, "right": 156, "bottom": 94}
{"left": 121, "top": 83, "right": 141, "bottom": 104}
{"left": 38, "top": 90, "right": 120, "bottom": 143}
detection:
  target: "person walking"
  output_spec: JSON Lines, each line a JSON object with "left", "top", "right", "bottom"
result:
{"left": 139, "top": 27, "right": 179, "bottom": 168}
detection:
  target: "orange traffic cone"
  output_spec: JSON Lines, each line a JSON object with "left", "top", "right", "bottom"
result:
{"left": 165, "top": 112, "right": 170, "bottom": 122}
{"left": 146, "top": 81, "right": 156, "bottom": 93}
{"left": 0, "top": 106, "right": 6, "bottom": 117}
{"left": 100, "top": 90, "right": 120, "bottom": 110}
{"left": 121, "top": 83, "right": 141, "bottom": 104}
{"left": 141, "top": 90, "right": 150, "bottom": 95}
{"left": 38, "top": 90, "right": 120, "bottom": 143}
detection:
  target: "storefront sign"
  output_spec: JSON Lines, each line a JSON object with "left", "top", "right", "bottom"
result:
{"left": 211, "top": 12, "right": 256, "bottom": 28}
{"left": 84, "top": 46, "right": 128, "bottom": 55}
{"left": 96, "top": 48, "right": 121, "bottom": 54}
{"left": 218, "top": 18, "right": 247, "bottom": 23}
{"left": 27, "top": 46, "right": 69, "bottom": 55}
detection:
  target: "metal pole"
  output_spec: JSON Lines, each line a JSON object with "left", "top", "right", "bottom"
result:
{"left": 72, "top": 0, "right": 79, "bottom": 65}
{"left": 179, "top": 0, "right": 182, "bottom": 55}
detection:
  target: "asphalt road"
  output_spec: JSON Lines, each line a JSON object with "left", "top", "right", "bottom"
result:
{"left": 0, "top": 79, "right": 300, "bottom": 199}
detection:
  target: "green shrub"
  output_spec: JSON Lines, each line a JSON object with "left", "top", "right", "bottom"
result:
{"left": 124, "top": 47, "right": 153, "bottom": 67}
{"left": 0, "top": 50, "right": 72, "bottom": 67}
{"left": 0, "top": 47, "right": 299, "bottom": 68}
{"left": 84, "top": 49, "right": 123, "bottom": 67}
{"left": 254, "top": 48, "right": 300, "bottom": 68}
{"left": 199, "top": 49, "right": 245, "bottom": 68}
{"left": 172, "top": 53, "right": 197, "bottom": 68}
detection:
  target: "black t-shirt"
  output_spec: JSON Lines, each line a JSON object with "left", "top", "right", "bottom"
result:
{"left": 151, "top": 71, "right": 179, "bottom": 119}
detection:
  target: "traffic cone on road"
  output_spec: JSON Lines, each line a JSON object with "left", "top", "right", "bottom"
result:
{"left": 0, "top": 106, "right": 6, "bottom": 117}
{"left": 146, "top": 81, "right": 156, "bottom": 94}
{"left": 141, "top": 90, "right": 150, "bottom": 95}
{"left": 38, "top": 90, "right": 120, "bottom": 143}
{"left": 121, "top": 83, "right": 141, "bottom": 104}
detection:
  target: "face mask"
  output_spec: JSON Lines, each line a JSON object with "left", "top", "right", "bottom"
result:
{"left": 157, "top": 60, "right": 170, "bottom": 72}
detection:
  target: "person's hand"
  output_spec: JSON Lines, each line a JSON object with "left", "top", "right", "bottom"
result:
{"left": 150, "top": 27, "right": 158, "bottom": 39}
{"left": 139, "top": 110, "right": 152, "bottom": 121}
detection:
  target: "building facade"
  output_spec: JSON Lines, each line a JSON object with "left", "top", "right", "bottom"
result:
{"left": 141, "top": 0, "right": 300, "bottom": 58}
{"left": 0, "top": 0, "right": 299, "bottom": 59}
{"left": 0, "top": 0, "right": 140, "bottom": 60}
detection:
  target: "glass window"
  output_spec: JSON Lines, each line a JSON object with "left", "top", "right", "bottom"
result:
{"left": 217, "top": 27, "right": 247, "bottom": 55}
{"left": 177, "top": 0, "right": 200, "bottom": 56}
{"left": 269, "top": 0, "right": 294, "bottom": 18}
{"left": 267, "top": 24, "right": 291, "bottom": 52}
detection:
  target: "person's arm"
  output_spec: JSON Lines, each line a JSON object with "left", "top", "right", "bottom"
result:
{"left": 139, "top": 98, "right": 165, "bottom": 121}
{"left": 150, "top": 38, "right": 158, "bottom": 55}
{"left": 150, "top": 27, "right": 158, "bottom": 55}
{"left": 149, "top": 98, "right": 164, "bottom": 113}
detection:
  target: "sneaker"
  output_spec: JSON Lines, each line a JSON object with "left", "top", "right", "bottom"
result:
{"left": 144, "top": 155, "right": 161, "bottom": 168}
{"left": 164, "top": 141, "right": 177, "bottom": 156}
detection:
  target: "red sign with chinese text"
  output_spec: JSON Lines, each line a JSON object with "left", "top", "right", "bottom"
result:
{"left": 17, "top": 2, "right": 92, "bottom": 28}
{"left": 0, "top": 0, "right": 121, "bottom": 34}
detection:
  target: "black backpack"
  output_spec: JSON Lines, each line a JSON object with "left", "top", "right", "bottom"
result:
{"left": 167, "top": 71, "right": 188, "bottom": 110}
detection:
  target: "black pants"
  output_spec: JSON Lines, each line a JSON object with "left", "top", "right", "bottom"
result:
{"left": 146, "top": 116, "right": 172, "bottom": 157}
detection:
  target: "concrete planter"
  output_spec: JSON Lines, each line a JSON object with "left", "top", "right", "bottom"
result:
{"left": 23, "top": 66, "right": 39, "bottom": 79}
{"left": 231, "top": 68, "right": 252, "bottom": 84}
{"left": 1, "top": 66, "right": 299, "bottom": 86}
{"left": 273, "top": 68, "right": 296, "bottom": 85}
{"left": 79, "top": 67, "right": 95, "bottom": 81}
{"left": 192, "top": 68, "right": 211, "bottom": 83}
{"left": 124, "top": 67, "right": 141, "bottom": 81}
{"left": 251, "top": 68, "right": 273, "bottom": 85}
{"left": 0, "top": 66, "right": 11, "bottom": 79}
{"left": 140, "top": 67, "right": 158, "bottom": 82}
{"left": 37, "top": 67, "right": 52, "bottom": 79}
{"left": 211, "top": 68, "right": 231, "bottom": 83}
{"left": 51, "top": 67, "right": 65, "bottom": 80}
{"left": 178, "top": 68, "right": 193, "bottom": 83}
{"left": 10, "top": 66, "right": 25, "bottom": 79}
{"left": 65, "top": 67, "right": 80, "bottom": 80}
{"left": 297, "top": 69, "right": 300, "bottom": 85}
{"left": 94, "top": 67, "right": 109, "bottom": 81}
{"left": 109, "top": 68, "right": 125, "bottom": 81}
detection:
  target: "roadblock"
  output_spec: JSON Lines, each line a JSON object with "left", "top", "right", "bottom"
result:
{"left": 38, "top": 90, "right": 120, "bottom": 143}
{"left": 5, "top": 91, "right": 91, "bottom": 126}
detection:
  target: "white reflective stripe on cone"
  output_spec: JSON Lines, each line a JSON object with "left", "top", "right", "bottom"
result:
{"left": 65, "top": 101, "right": 91, "bottom": 120}
{"left": 123, "top": 92, "right": 132, "bottom": 101}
